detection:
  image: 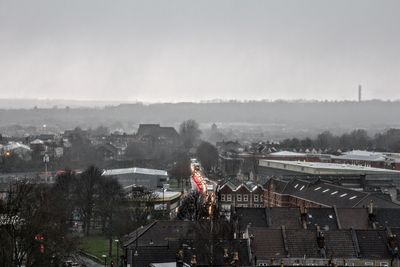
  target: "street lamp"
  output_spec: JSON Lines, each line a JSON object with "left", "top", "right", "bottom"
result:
{"left": 43, "top": 153, "right": 49, "bottom": 181}
{"left": 114, "top": 239, "right": 119, "bottom": 267}
{"left": 102, "top": 254, "right": 107, "bottom": 267}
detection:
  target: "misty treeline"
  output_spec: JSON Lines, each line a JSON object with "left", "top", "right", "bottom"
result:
{"left": 280, "top": 128, "right": 400, "bottom": 153}
{"left": 0, "top": 166, "right": 158, "bottom": 266}
{"left": 1, "top": 101, "right": 400, "bottom": 134}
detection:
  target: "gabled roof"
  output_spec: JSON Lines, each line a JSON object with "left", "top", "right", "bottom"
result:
{"left": 219, "top": 178, "right": 263, "bottom": 193}
{"left": 136, "top": 124, "right": 179, "bottom": 140}
{"left": 267, "top": 177, "right": 395, "bottom": 208}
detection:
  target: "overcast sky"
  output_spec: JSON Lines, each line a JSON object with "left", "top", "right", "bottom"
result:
{"left": 0, "top": 0, "right": 399, "bottom": 102}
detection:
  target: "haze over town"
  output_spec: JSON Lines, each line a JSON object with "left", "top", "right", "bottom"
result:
{"left": 2, "top": 1, "right": 400, "bottom": 267}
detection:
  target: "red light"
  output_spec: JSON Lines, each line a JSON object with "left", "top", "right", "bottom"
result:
{"left": 39, "top": 244, "right": 45, "bottom": 253}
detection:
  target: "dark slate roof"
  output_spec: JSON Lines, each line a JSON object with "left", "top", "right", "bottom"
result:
{"left": 133, "top": 242, "right": 181, "bottom": 267}
{"left": 250, "top": 228, "right": 287, "bottom": 259}
{"left": 356, "top": 230, "right": 391, "bottom": 259}
{"left": 305, "top": 208, "right": 338, "bottom": 231}
{"left": 267, "top": 207, "right": 302, "bottom": 229}
{"left": 269, "top": 177, "right": 398, "bottom": 208}
{"left": 285, "top": 229, "right": 320, "bottom": 258}
{"left": 336, "top": 208, "right": 370, "bottom": 229}
{"left": 282, "top": 179, "right": 368, "bottom": 208}
{"left": 236, "top": 208, "right": 268, "bottom": 229}
{"left": 183, "top": 239, "right": 250, "bottom": 266}
{"left": 373, "top": 208, "right": 400, "bottom": 229}
{"left": 324, "top": 230, "right": 357, "bottom": 258}
{"left": 123, "top": 221, "right": 194, "bottom": 248}
{"left": 136, "top": 124, "right": 179, "bottom": 140}
{"left": 355, "top": 194, "right": 400, "bottom": 208}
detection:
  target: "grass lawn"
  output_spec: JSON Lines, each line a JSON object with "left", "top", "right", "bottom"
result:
{"left": 78, "top": 235, "right": 121, "bottom": 264}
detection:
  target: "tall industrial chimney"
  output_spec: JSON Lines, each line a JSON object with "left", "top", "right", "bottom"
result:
{"left": 358, "top": 84, "right": 362, "bottom": 102}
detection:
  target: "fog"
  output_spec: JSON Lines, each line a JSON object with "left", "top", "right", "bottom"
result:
{"left": 1, "top": 0, "right": 400, "bottom": 102}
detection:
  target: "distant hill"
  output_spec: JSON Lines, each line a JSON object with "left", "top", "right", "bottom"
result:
{"left": 0, "top": 100, "right": 399, "bottom": 136}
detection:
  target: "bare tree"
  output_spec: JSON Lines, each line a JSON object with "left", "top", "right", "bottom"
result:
{"left": 196, "top": 141, "right": 219, "bottom": 173}
{"left": 0, "top": 181, "right": 75, "bottom": 266}
{"left": 75, "top": 165, "right": 103, "bottom": 236}
{"left": 179, "top": 120, "right": 202, "bottom": 150}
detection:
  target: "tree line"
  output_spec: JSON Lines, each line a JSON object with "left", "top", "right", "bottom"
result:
{"left": 280, "top": 128, "right": 400, "bottom": 153}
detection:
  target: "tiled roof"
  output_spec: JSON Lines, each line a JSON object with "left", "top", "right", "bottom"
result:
{"left": 250, "top": 228, "right": 287, "bottom": 259}
{"left": 373, "top": 208, "right": 400, "bottom": 229}
{"left": 305, "top": 208, "right": 338, "bottom": 231}
{"left": 250, "top": 227, "right": 397, "bottom": 261}
{"left": 324, "top": 230, "right": 357, "bottom": 258}
{"left": 285, "top": 229, "right": 320, "bottom": 258}
{"left": 236, "top": 208, "right": 268, "bottom": 229}
{"left": 281, "top": 179, "right": 368, "bottom": 208}
{"left": 356, "top": 230, "right": 391, "bottom": 259}
{"left": 267, "top": 208, "right": 302, "bottom": 229}
{"left": 336, "top": 208, "right": 370, "bottom": 229}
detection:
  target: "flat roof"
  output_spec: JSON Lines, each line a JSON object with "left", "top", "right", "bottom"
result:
{"left": 259, "top": 159, "right": 400, "bottom": 174}
{"left": 102, "top": 167, "right": 168, "bottom": 176}
{"left": 269, "top": 151, "right": 307, "bottom": 157}
{"left": 332, "top": 150, "right": 386, "bottom": 162}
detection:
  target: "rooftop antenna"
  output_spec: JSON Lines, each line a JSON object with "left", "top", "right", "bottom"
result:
{"left": 358, "top": 84, "right": 362, "bottom": 102}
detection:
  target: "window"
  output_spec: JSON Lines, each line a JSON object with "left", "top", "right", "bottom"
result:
{"left": 237, "top": 194, "right": 242, "bottom": 202}
{"left": 260, "top": 195, "right": 263, "bottom": 202}
{"left": 227, "top": 194, "right": 232, "bottom": 201}
{"left": 254, "top": 194, "right": 259, "bottom": 202}
{"left": 243, "top": 194, "right": 248, "bottom": 202}
{"left": 221, "top": 194, "right": 226, "bottom": 201}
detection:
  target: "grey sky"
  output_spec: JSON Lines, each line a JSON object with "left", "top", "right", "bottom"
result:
{"left": 0, "top": 0, "right": 399, "bottom": 102}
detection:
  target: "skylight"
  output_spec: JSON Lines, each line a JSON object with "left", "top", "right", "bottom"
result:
{"left": 331, "top": 191, "right": 338, "bottom": 195}
{"left": 349, "top": 196, "right": 357, "bottom": 200}
{"left": 300, "top": 185, "right": 305, "bottom": 191}
{"left": 340, "top": 193, "right": 348, "bottom": 198}
{"left": 322, "top": 189, "right": 330, "bottom": 193}
{"left": 314, "top": 187, "right": 321, "bottom": 191}
{"left": 294, "top": 184, "right": 299, "bottom": 188}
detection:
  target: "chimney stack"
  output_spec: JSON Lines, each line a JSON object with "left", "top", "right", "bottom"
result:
{"left": 316, "top": 226, "right": 326, "bottom": 258}
{"left": 190, "top": 255, "right": 197, "bottom": 267}
{"left": 176, "top": 249, "right": 184, "bottom": 267}
{"left": 300, "top": 207, "right": 308, "bottom": 229}
{"left": 223, "top": 248, "right": 230, "bottom": 266}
